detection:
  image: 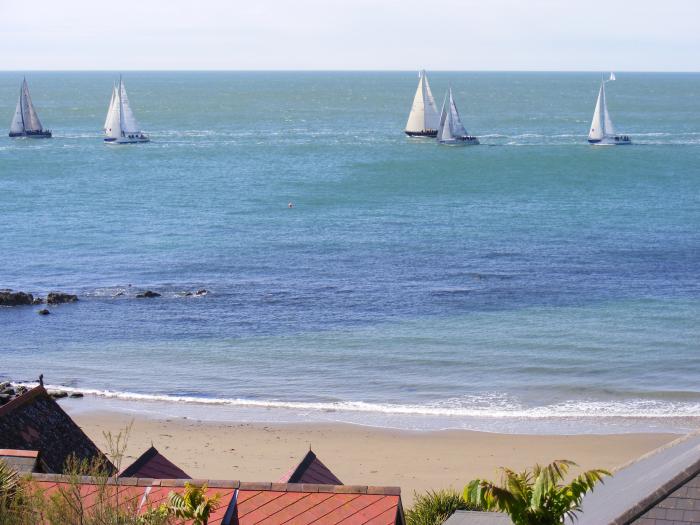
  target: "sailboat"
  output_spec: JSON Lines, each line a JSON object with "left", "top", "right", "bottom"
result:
{"left": 104, "top": 76, "right": 149, "bottom": 144}
{"left": 405, "top": 70, "right": 440, "bottom": 137}
{"left": 9, "top": 78, "right": 52, "bottom": 138}
{"left": 436, "top": 88, "right": 479, "bottom": 146}
{"left": 588, "top": 73, "right": 631, "bottom": 145}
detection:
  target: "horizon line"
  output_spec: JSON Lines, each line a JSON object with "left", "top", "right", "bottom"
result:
{"left": 1, "top": 69, "right": 699, "bottom": 74}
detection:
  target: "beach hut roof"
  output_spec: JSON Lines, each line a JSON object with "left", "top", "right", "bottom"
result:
{"left": 278, "top": 449, "right": 343, "bottom": 484}
{"left": 120, "top": 445, "right": 190, "bottom": 479}
{"left": 28, "top": 474, "right": 405, "bottom": 525}
{"left": 569, "top": 431, "right": 700, "bottom": 525}
{"left": 0, "top": 384, "right": 114, "bottom": 474}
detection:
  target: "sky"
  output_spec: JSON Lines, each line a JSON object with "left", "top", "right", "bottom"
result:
{"left": 2, "top": 0, "right": 699, "bottom": 71}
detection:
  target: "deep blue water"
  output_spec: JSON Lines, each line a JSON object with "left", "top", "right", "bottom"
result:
{"left": 1, "top": 72, "right": 699, "bottom": 432}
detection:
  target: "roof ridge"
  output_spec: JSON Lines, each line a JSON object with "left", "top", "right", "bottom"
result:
{"left": 0, "top": 385, "right": 47, "bottom": 417}
{"left": 28, "top": 474, "right": 400, "bottom": 495}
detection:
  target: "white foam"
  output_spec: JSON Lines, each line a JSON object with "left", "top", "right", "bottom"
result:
{"left": 16, "top": 383, "right": 700, "bottom": 420}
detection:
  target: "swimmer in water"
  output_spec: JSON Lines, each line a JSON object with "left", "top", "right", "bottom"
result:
{"left": 288, "top": 202, "right": 294, "bottom": 208}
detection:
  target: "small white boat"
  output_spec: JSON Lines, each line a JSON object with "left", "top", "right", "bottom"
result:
{"left": 405, "top": 70, "right": 440, "bottom": 137}
{"left": 104, "top": 76, "right": 149, "bottom": 144}
{"left": 588, "top": 73, "right": 631, "bottom": 146}
{"left": 9, "top": 78, "right": 52, "bottom": 138}
{"left": 436, "top": 88, "right": 479, "bottom": 146}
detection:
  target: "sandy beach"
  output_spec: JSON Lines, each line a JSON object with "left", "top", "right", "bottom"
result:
{"left": 70, "top": 409, "right": 677, "bottom": 505}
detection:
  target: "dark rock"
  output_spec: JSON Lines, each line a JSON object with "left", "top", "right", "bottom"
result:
{"left": 37, "top": 309, "right": 50, "bottom": 315}
{"left": 0, "top": 290, "right": 34, "bottom": 306}
{"left": 136, "top": 290, "right": 161, "bottom": 298}
{"left": 184, "top": 292, "right": 193, "bottom": 296}
{"left": 32, "top": 297, "right": 45, "bottom": 305}
{"left": 69, "top": 392, "right": 84, "bottom": 398}
{"left": 47, "top": 390, "right": 68, "bottom": 399}
{"left": 1, "top": 387, "right": 16, "bottom": 396}
{"left": 15, "top": 385, "right": 28, "bottom": 395}
{"left": 0, "top": 394, "right": 11, "bottom": 405}
{"left": 0, "top": 382, "right": 10, "bottom": 390}
{"left": 114, "top": 291, "right": 125, "bottom": 297}
{"left": 46, "top": 292, "right": 78, "bottom": 305}
{"left": 195, "top": 289, "right": 208, "bottom": 296}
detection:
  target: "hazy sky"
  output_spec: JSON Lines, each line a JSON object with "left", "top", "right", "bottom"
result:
{"left": 2, "top": 0, "right": 698, "bottom": 71}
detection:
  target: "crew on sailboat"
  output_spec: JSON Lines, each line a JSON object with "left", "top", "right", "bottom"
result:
{"left": 588, "top": 73, "right": 631, "bottom": 145}
{"left": 9, "top": 78, "right": 52, "bottom": 138}
{"left": 104, "top": 76, "right": 149, "bottom": 144}
{"left": 436, "top": 88, "right": 479, "bottom": 146}
{"left": 405, "top": 70, "right": 440, "bottom": 137}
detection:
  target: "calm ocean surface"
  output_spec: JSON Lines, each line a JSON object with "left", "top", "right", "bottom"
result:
{"left": 1, "top": 72, "right": 699, "bottom": 433}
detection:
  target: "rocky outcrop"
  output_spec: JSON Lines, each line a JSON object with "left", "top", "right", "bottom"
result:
{"left": 0, "top": 290, "right": 34, "bottom": 306}
{"left": 136, "top": 290, "right": 161, "bottom": 298}
{"left": 46, "top": 292, "right": 78, "bottom": 305}
{"left": 32, "top": 297, "right": 45, "bottom": 305}
{"left": 37, "top": 309, "right": 50, "bottom": 315}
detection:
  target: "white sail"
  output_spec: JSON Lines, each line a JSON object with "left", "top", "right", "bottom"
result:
{"left": 437, "top": 93, "right": 454, "bottom": 142}
{"left": 588, "top": 82, "right": 605, "bottom": 141}
{"left": 20, "top": 79, "right": 43, "bottom": 132}
{"left": 405, "top": 73, "right": 427, "bottom": 133}
{"left": 9, "top": 98, "right": 24, "bottom": 134}
{"left": 104, "top": 85, "right": 116, "bottom": 131}
{"left": 602, "top": 84, "right": 615, "bottom": 135}
{"left": 448, "top": 88, "right": 468, "bottom": 137}
{"left": 406, "top": 70, "right": 439, "bottom": 133}
{"left": 422, "top": 73, "right": 439, "bottom": 131}
{"left": 104, "top": 85, "right": 122, "bottom": 139}
{"left": 119, "top": 79, "right": 140, "bottom": 133}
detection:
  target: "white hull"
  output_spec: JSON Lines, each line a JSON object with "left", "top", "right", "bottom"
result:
{"left": 104, "top": 136, "right": 150, "bottom": 145}
{"left": 588, "top": 135, "right": 631, "bottom": 146}
{"left": 439, "top": 136, "right": 479, "bottom": 146}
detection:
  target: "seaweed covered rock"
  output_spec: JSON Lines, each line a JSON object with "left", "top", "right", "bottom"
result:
{"left": 46, "top": 292, "right": 78, "bottom": 305}
{"left": 0, "top": 290, "right": 34, "bottom": 306}
{"left": 136, "top": 290, "right": 161, "bottom": 298}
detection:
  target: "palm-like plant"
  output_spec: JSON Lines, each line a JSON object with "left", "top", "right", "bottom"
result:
{"left": 168, "top": 483, "right": 220, "bottom": 525}
{"left": 464, "top": 460, "right": 609, "bottom": 525}
{"left": 0, "top": 460, "right": 21, "bottom": 505}
{"left": 406, "top": 489, "right": 481, "bottom": 525}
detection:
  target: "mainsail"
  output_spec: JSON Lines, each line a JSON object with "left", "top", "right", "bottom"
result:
{"left": 589, "top": 73, "right": 616, "bottom": 141}
{"left": 9, "top": 79, "right": 45, "bottom": 134}
{"left": 119, "top": 79, "right": 140, "bottom": 133}
{"left": 405, "top": 70, "right": 439, "bottom": 133}
{"left": 438, "top": 88, "right": 470, "bottom": 141}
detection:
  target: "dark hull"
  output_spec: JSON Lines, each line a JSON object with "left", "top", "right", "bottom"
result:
{"left": 405, "top": 130, "right": 438, "bottom": 138}
{"left": 588, "top": 136, "right": 632, "bottom": 145}
{"left": 9, "top": 130, "right": 52, "bottom": 138}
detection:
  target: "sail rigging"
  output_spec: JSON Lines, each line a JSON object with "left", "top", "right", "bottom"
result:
{"left": 103, "top": 76, "right": 148, "bottom": 143}
{"left": 437, "top": 88, "right": 477, "bottom": 144}
{"left": 589, "top": 73, "right": 618, "bottom": 141}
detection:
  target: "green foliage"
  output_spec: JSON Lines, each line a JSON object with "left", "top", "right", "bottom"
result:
{"left": 406, "top": 489, "right": 482, "bottom": 525}
{"left": 464, "top": 460, "right": 610, "bottom": 525}
{"left": 168, "top": 483, "right": 221, "bottom": 525}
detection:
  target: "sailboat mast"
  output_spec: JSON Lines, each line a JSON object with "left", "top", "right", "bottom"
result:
{"left": 19, "top": 80, "right": 26, "bottom": 132}
{"left": 118, "top": 76, "right": 125, "bottom": 137}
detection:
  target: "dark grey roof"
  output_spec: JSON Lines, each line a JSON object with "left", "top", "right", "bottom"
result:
{"left": 443, "top": 511, "right": 511, "bottom": 525}
{"left": 571, "top": 432, "right": 700, "bottom": 525}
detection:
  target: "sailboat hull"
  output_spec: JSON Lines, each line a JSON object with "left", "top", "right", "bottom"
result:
{"left": 588, "top": 135, "right": 632, "bottom": 145}
{"left": 104, "top": 135, "right": 150, "bottom": 144}
{"left": 439, "top": 136, "right": 480, "bottom": 146}
{"left": 9, "top": 130, "right": 52, "bottom": 138}
{"left": 405, "top": 130, "right": 438, "bottom": 138}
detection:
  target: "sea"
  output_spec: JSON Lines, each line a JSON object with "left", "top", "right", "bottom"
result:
{"left": 1, "top": 72, "right": 699, "bottom": 434}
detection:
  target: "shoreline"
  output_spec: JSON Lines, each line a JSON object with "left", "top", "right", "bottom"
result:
{"left": 68, "top": 407, "right": 679, "bottom": 505}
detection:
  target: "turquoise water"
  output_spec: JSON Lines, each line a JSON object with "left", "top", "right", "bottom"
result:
{"left": 1, "top": 72, "right": 699, "bottom": 433}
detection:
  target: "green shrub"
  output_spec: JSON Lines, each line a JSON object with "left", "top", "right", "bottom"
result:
{"left": 406, "top": 489, "right": 481, "bottom": 525}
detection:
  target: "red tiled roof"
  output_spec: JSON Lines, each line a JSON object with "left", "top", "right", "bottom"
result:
{"left": 278, "top": 450, "right": 343, "bottom": 485}
{"left": 120, "top": 445, "right": 190, "bottom": 479}
{"left": 28, "top": 475, "right": 404, "bottom": 525}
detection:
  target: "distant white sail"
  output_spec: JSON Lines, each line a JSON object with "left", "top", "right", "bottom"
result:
{"left": 104, "top": 85, "right": 116, "bottom": 131}
{"left": 119, "top": 79, "right": 140, "bottom": 133}
{"left": 405, "top": 70, "right": 439, "bottom": 134}
{"left": 104, "top": 85, "right": 122, "bottom": 139}
{"left": 589, "top": 74, "right": 620, "bottom": 141}
{"left": 448, "top": 88, "right": 468, "bottom": 137}
{"left": 437, "top": 93, "right": 452, "bottom": 142}
{"left": 9, "top": 99, "right": 24, "bottom": 135}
